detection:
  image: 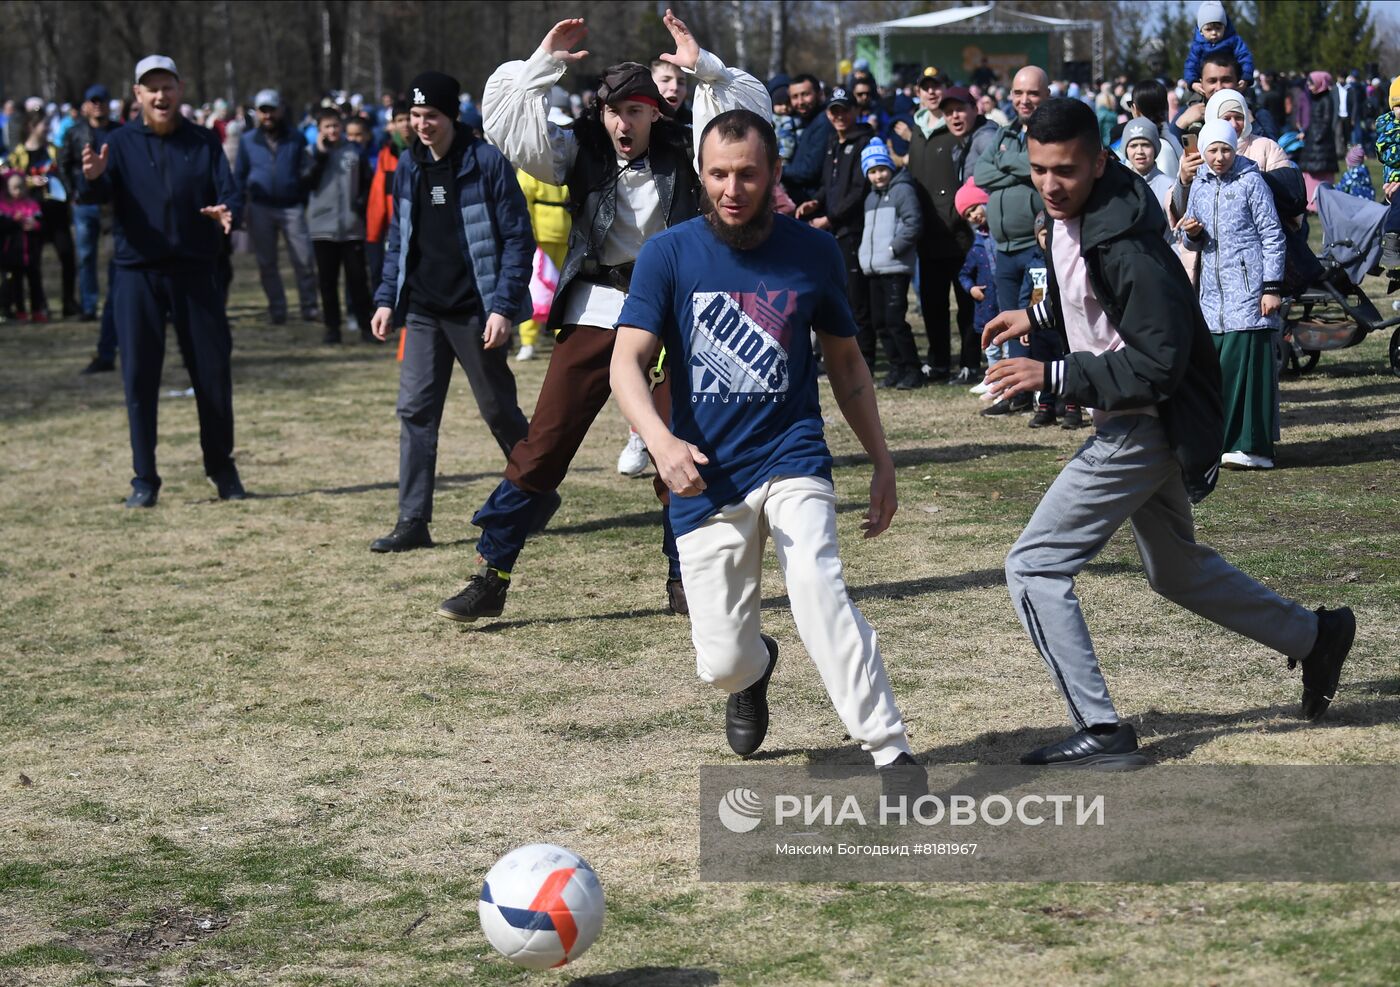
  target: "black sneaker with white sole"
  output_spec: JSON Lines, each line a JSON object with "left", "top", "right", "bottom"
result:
{"left": 1296, "top": 606, "right": 1355, "bottom": 721}
{"left": 1020, "top": 723, "right": 1148, "bottom": 770}
{"left": 436, "top": 567, "right": 509, "bottom": 623}
{"left": 726, "top": 635, "right": 778, "bottom": 757}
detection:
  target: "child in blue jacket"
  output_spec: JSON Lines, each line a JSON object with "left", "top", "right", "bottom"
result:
{"left": 1186, "top": 1, "right": 1255, "bottom": 91}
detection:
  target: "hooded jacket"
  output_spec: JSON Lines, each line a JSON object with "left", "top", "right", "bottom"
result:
{"left": 1028, "top": 159, "right": 1224, "bottom": 503}
{"left": 973, "top": 119, "right": 1044, "bottom": 254}
{"left": 1182, "top": 155, "right": 1285, "bottom": 332}
{"left": 305, "top": 140, "right": 369, "bottom": 242}
{"left": 374, "top": 125, "right": 534, "bottom": 325}
{"left": 857, "top": 169, "right": 921, "bottom": 275}
{"left": 905, "top": 123, "right": 973, "bottom": 259}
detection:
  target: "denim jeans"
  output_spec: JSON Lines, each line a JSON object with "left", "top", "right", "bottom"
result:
{"left": 73, "top": 203, "right": 102, "bottom": 315}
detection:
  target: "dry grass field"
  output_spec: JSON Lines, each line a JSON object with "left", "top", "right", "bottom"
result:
{"left": 2, "top": 252, "right": 1399, "bottom": 986}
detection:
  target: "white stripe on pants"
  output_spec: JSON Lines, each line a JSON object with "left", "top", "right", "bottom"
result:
{"left": 676, "top": 475, "right": 911, "bottom": 766}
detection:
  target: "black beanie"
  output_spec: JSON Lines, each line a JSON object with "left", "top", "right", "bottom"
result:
{"left": 409, "top": 71, "right": 459, "bottom": 119}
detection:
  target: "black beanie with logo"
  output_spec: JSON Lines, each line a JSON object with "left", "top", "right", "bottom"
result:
{"left": 408, "top": 71, "right": 460, "bottom": 119}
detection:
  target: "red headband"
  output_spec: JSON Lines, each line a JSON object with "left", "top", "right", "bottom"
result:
{"left": 610, "top": 94, "right": 660, "bottom": 110}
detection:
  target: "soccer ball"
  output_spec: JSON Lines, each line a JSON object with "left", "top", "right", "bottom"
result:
{"left": 478, "top": 843, "right": 605, "bottom": 969}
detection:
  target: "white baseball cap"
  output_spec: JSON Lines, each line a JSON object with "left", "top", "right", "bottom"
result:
{"left": 254, "top": 89, "right": 281, "bottom": 110}
{"left": 134, "top": 55, "right": 180, "bottom": 84}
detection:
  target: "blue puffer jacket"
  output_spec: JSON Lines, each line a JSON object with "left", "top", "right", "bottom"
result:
{"left": 1183, "top": 155, "right": 1285, "bottom": 333}
{"left": 374, "top": 127, "right": 534, "bottom": 324}
{"left": 235, "top": 124, "right": 311, "bottom": 208}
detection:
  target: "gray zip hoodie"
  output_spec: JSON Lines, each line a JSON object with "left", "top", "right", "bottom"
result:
{"left": 857, "top": 169, "right": 922, "bottom": 276}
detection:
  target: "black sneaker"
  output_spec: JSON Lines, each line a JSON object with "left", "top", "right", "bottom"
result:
{"left": 878, "top": 751, "right": 930, "bottom": 803}
{"left": 980, "top": 397, "right": 1016, "bottom": 417}
{"left": 1008, "top": 391, "right": 1033, "bottom": 413}
{"left": 124, "top": 487, "right": 158, "bottom": 509}
{"left": 436, "top": 568, "right": 509, "bottom": 623}
{"left": 878, "top": 369, "right": 901, "bottom": 389}
{"left": 529, "top": 490, "right": 562, "bottom": 534}
{"left": 667, "top": 577, "right": 689, "bottom": 616}
{"left": 80, "top": 356, "right": 115, "bottom": 375}
{"left": 1020, "top": 724, "right": 1148, "bottom": 770}
{"left": 896, "top": 369, "right": 925, "bottom": 390}
{"left": 370, "top": 518, "right": 433, "bottom": 553}
{"left": 1296, "top": 606, "right": 1356, "bottom": 721}
{"left": 726, "top": 635, "right": 778, "bottom": 756}
{"left": 1061, "top": 406, "right": 1085, "bottom": 430}
{"left": 1028, "top": 405, "right": 1057, "bottom": 428}
{"left": 212, "top": 465, "right": 247, "bottom": 500}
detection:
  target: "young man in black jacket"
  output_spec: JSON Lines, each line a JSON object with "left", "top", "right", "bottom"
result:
{"left": 982, "top": 99, "right": 1356, "bottom": 769}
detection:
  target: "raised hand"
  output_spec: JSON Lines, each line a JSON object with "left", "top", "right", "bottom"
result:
{"left": 542, "top": 18, "right": 589, "bottom": 64}
{"left": 657, "top": 8, "right": 700, "bottom": 71}
{"left": 82, "top": 143, "right": 110, "bottom": 181}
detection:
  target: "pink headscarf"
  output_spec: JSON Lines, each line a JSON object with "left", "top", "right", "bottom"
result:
{"left": 1309, "top": 71, "right": 1333, "bottom": 93}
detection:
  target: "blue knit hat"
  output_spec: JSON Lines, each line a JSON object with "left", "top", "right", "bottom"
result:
{"left": 860, "top": 139, "right": 894, "bottom": 174}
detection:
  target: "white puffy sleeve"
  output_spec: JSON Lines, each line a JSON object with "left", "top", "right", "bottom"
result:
{"left": 483, "top": 48, "right": 579, "bottom": 185}
{"left": 686, "top": 49, "right": 774, "bottom": 169}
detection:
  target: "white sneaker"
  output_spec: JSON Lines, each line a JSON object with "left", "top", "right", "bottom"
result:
{"left": 617, "top": 431, "right": 649, "bottom": 476}
{"left": 969, "top": 381, "right": 991, "bottom": 395}
{"left": 515, "top": 344, "right": 535, "bottom": 362}
{"left": 1221, "top": 451, "right": 1274, "bottom": 470}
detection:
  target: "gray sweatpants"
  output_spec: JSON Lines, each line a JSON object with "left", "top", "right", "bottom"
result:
{"left": 1005, "top": 414, "right": 1319, "bottom": 729}
{"left": 246, "top": 202, "right": 318, "bottom": 320}
{"left": 396, "top": 312, "right": 529, "bottom": 522}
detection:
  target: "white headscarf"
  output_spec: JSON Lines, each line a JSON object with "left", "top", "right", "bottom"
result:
{"left": 1205, "top": 89, "right": 1252, "bottom": 141}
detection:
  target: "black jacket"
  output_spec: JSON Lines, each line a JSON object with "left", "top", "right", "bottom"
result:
{"left": 1298, "top": 88, "right": 1340, "bottom": 175}
{"left": 906, "top": 125, "right": 973, "bottom": 258}
{"left": 1028, "top": 159, "right": 1224, "bottom": 503}
{"left": 820, "top": 122, "right": 874, "bottom": 242}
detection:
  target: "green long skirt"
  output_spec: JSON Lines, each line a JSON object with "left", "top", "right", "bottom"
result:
{"left": 1212, "top": 330, "right": 1278, "bottom": 457}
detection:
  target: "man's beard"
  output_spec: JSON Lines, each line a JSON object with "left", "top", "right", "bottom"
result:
{"left": 701, "top": 180, "right": 775, "bottom": 250}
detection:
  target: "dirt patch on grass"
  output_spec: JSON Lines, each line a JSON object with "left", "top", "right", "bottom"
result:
{"left": 69, "top": 904, "right": 232, "bottom": 974}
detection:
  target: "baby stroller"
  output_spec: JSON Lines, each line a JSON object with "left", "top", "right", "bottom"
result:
{"left": 1278, "top": 184, "right": 1400, "bottom": 377}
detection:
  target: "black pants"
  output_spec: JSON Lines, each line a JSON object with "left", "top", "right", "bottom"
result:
{"left": 837, "top": 235, "right": 876, "bottom": 368}
{"left": 112, "top": 266, "right": 235, "bottom": 493}
{"left": 397, "top": 310, "right": 529, "bottom": 521}
{"left": 312, "top": 239, "right": 373, "bottom": 332}
{"left": 39, "top": 199, "right": 77, "bottom": 311}
{"left": 916, "top": 244, "right": 976, "bottom": 373}
{"left": 868, "top": 273, "right": 920, "bottom": 375}
{"left": 1, "top": 239, "right": 45, "bottom": 314}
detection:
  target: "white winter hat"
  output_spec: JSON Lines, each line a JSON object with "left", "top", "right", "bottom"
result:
{"left": 1197, "top": 1, "right": 1227, "bottom": 29}
{"left": 1200, "top": 118, "right": 1238, "bottom": 151}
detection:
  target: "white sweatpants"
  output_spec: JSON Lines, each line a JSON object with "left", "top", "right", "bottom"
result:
{"left": 676, "top": 475, "right": 911, "bottom": 766}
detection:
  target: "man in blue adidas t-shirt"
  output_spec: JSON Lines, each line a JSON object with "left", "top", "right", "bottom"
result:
{"left": 611, "top": 109, "right": 919, "bottom": 780}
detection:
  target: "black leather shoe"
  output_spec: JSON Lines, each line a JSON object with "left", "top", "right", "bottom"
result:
{"left": 124, "top": 487, "right": 158, "bottom": 509}
{"left": 726, "top": 635, "right": 778, "bottom": 757}
{"left": 437, "top": 567, "right": 509, "bottom": 623}
{"left": 529, "top": 490, "right": 562, "bottom": 534}
{"left": 370, "top": 518, "right": 433, "bottom": 553}
{"left": 878, "top": 751, "right": 930, "bottom": 803}
{"left": 667, "top": 577, "right": 689, "bottom": 616}
{"left": 1020, "top": 724, "right": 1148, "bottom": 770}
{"left": 1297, "top": 606, "right": 1355, "bottom": 721}
{"left": 80, "top": 357, "right": 115, "bottom": 375}
{"left": 212, "top": 466, "right": 247, "bottom": 500}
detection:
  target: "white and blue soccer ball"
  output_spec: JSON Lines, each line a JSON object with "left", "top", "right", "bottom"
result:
{"left": 478, "top": 843, "right": 605, "bottom": 969}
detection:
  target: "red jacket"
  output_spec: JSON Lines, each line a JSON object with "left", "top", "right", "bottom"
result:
{"left": 365, "top": 142, "right": 401, "bottom": 244}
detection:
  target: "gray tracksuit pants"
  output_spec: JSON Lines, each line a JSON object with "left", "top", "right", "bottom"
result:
{"left": 1005, "top": 414, "right": 1319, "bottom": 729}
{"left": 396, "top": 311, "right": 528, "bottom": 522}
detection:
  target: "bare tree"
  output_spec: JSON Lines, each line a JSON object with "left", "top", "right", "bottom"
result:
{"left": 728, "top": 0, "right": 747, "bottom": 71}
{"left": 768, "top": 1, "right": 787, "bottom": 80}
